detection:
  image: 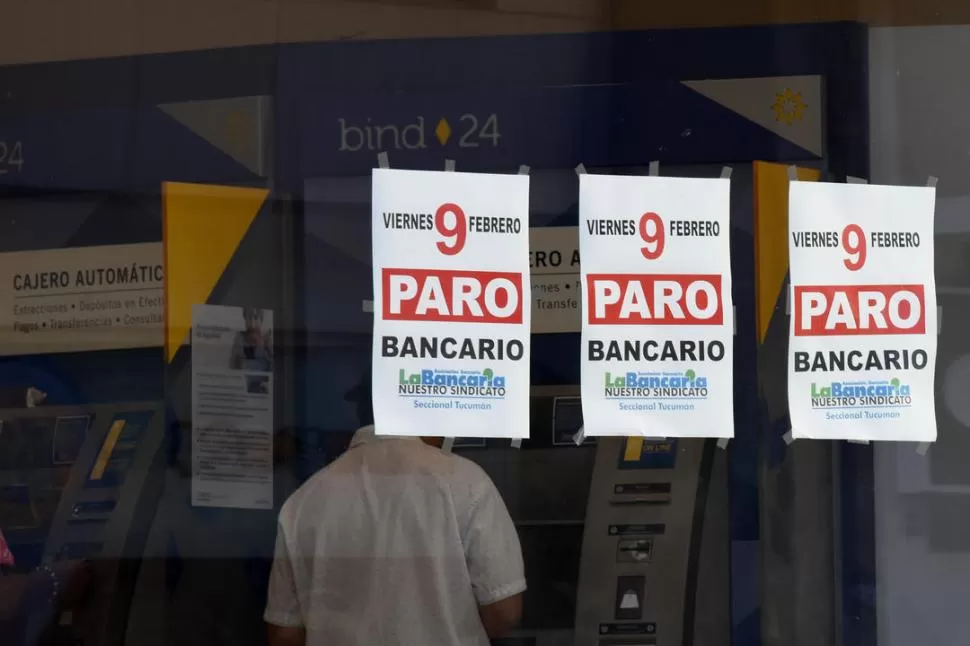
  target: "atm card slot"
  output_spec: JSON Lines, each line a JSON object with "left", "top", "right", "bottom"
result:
{"left": 609, "top": 524, "right": 665, "bottom": 537}
{"left": 610, "top": 482, "right": 671, "bottom": 505}
{"left": 67, "top": 517, "right": 108, "bottom": 527}
{"left": 608, "top": 496, "right": 671, "bottom": 507}
{"left": 614, "top": 483, "right": 671, "bottom": 495}
{"left": 72, "top": 500, "right": 117, "bottom": 517}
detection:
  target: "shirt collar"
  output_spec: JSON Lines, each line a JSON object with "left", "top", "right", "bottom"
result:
{"left": 349, "top": 425, "right": 421, "bottom": 448}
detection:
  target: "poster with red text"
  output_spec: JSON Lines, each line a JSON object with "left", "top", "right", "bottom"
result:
{"left": 372, "top": 168, "right": 531, "bottom": 438}
{"left": 579, "top": 174, "right": 733, "bottom": 438}
{"left": 788, "top": 182, "right": 937, "bottom": 441}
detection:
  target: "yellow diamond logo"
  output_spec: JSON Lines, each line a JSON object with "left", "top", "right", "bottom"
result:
{"left": 771, "top": 88, "right": 807, "bottom": 126}
{"left": 435, "top": 118, "right": 452, "bottom": 145}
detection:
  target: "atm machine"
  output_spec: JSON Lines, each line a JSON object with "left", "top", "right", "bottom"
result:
{"left": 452, "top": 388, "right": 729, "bottom": 646}
{"left": 0, "top": 403, "right": 166, "bottom": 645}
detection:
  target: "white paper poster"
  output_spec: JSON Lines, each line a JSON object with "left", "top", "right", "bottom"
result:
{"left": 788, "top": 182, "right": 937, "bottom": 442}
{"left": 579, "top": 174, "right": 734, "bottom": 438}
{"left": 191, "top": 304, "right": 274, "bottom": 509}
{"left": 372, "top": 168, "right": 531, "bottom": 439}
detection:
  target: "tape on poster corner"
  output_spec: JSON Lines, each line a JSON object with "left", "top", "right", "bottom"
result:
{"left": 573, "top": 425, "right": 586, "bottom": 446}
{"left": 575, "top": 163, "right": 587, "bottom": 176}
{"left": 917, "top": 442, "right": 931, "bottom": 456}
{"left": 787, "top": 165, "right": 798, "bottom": 182}
{"left": 927, "top": 176, "right": 939, "bottom": 188}
{"left": 846, "top": 176, "right": 868, "bottom": 184}
{"left": 720, "top": 166, "right": 733, "bottom": 179}
{"left": 518, "top": 165, "right": 531, "bottom": 175}
{"left": 847, "top": 439, "right": 870, "bottom": 445}
{"left": 785, "top": 286, "right": 792, "bottom": 316}
{"left": 444, "top": 159, "right": 456, "bottom": 172}
{"left": 648, "top": 161, "right": 660, "bottom": 177}
{"left": 362, "top": 300, "right": 374, "bottom": 312}
{"left": 377, "top": 152, "right": 389, "bottom": 169}
{"left": 938, "top": 305, "right": 942, "bottom": 334}
{"left": 510, "top": 438, "right": 522, "bottom": 449}
{"left": 782, "top": 430, "right": 794, "bottom": 445}
{"left": 716, "top": 437, "right": 729, "bottom": 449}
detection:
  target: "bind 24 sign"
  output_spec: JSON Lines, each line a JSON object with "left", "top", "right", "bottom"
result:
{"left": 338, "top": 114, "right": 500, "bottom": 152}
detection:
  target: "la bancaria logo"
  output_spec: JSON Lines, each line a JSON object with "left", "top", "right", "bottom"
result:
{"left": 603, "top": 369, "right": 708, "bottom": 399}
{"left": 809, "top": 377, "right": 912, "bottom": 410}
{"left": 397, "top": 367, "right": 507, "bottom": 398}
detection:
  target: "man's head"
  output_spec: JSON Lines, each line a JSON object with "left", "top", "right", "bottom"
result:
{"left": 344, "top": 368, "right": 375, "bottom": 428}
{"left": 344, "top": 366, "right": 444, "bottom": 447}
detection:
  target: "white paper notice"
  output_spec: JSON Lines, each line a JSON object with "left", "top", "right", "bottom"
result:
{"left": 579, "top": 174, "right": 733, "bottom": 438}
{"left": 788, "top": 182, "right": 937, "bottom": 442}
{"left": 191, "top": 304, "right": 274, "bottom": 509}
{"left": 372, "top": 168, "right": 531, "bottom": 439}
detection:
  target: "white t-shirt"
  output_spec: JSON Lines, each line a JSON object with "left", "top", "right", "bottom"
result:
{"left": 264, "top": 426, "right": 526, "bottom": 646}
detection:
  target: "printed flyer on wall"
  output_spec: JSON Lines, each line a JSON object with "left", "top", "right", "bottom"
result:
{"left": 371, "top": 168, "right": 531, "bottom": 438}
{"left": 788, "top": 181, "right": 937, "bottom": 442}
{"left": 191, "top": 303, "right": 274, "bottom": 509}
{"left": 579, "top": 174, "right": 734, "bottom": 438}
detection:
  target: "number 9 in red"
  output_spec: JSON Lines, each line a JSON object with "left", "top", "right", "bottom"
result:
{"left": 841, "top": 223, "right": 866, "bottom": 271}
{"left": 435, "top": 203, "right": 467, "bottom": 255}
{"left": 639, "top": 212, "right": 665, "bottom": 260}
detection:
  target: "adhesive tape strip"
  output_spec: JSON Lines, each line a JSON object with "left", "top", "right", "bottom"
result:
{"left": 720, "top": 166, "right": 733, "bottom": 179}
{"left": 782, "top": 430, "right": 794, "bottom": 445}
{"left": 787, "top": 165, "right": 797, "bottom": 181}
{"left": 444, "top": 159, "right": 456, "bottom": 172}
{"left": 441, "top": 437, "right": 455, "bottom": 453}
{"left": 648, "top": 160, "right": 660, "bottom": 176}
{"left": 573, "top": 426, "right": 586, "bottom": 446}
{"left": 377, "top": 152, "right": 389, "bottom": 169}
{"left": 575, "top": 163, "right": 587, "bottom": 176}
{"left": 716, "top": 437, "right": 729, "bottom": 449}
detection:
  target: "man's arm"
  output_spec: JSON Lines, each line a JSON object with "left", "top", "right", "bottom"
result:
{"left": 478, "top": 593, "right": 524, "bottom": 639}
{"left": 265, "top": 522, "right": 306, "bottom": 646}
{"left": 463, "top": 474, "right": 527, "bottom": 639}
{"left": 267, "top": 624, "right": 306, "bottom": 646}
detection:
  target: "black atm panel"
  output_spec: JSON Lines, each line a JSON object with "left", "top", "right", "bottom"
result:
{"left": 0, "top": 402, "right": 165, "bottom": 646}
